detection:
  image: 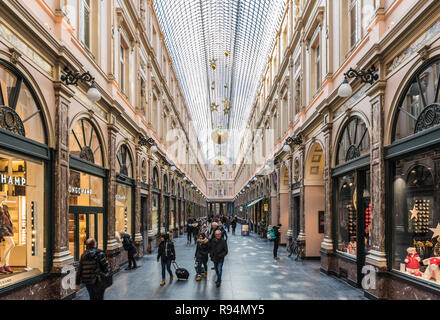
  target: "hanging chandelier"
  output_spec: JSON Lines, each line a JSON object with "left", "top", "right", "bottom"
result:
{"left": 211, "top": 127, "right": 229, "bottom": 144}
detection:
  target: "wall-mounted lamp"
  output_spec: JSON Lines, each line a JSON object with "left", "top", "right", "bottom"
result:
{"left": 61, "top": 67, "right": 101, "bottom": 102}
{"left": 338, "top": 65, "right": 378, "bottom": 98}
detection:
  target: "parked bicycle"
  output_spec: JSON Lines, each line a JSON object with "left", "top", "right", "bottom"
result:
{"left": 287, "top": 238, "right": 305, "bottom": 261}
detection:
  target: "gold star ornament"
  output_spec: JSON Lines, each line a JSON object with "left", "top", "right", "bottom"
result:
{"left": 409, "top": 204, "right": 419, "bottom": 220}
{"left": 429, "top": 223, "right": 440, "bottom": 239}
{"left": 210, "top": 102, "right": 219, "bottom": 112}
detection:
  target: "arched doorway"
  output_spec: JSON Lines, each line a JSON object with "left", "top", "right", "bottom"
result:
{"left": 304, "top": 142, "right": 325, "bottom": 257}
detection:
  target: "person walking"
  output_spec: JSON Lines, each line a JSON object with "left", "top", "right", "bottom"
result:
{"left": 273, "top": 224, "right": 282, "bottom": 260}
{"left": 225, "top": 217, "right": 231, "bottom": 233}
{"left": 210, "top": 230, "right": 228, "bottom": 287}
{"left": 186, "top": 219, "right": 193, "bottom": 245}
{"left": 76, "top": 238, "right": 111, "bottom": 300}
{"left": 157, "top": 233, "right": 176, "bottom": 286}
{"left": 120, "top": 230, "right": 138, "bottom": 270}
{"left": 195, "top": 233, "right": 209, "bottom": 281}
{"left": 218, "top": 223, "right": 228, "bottom": 241}
{"left": 231, "top": 217, "right": 237, "bottom": 235}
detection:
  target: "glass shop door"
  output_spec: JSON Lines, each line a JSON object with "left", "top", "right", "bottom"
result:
{"left": 356, "top": 169, "right": 371, "bottom": 286}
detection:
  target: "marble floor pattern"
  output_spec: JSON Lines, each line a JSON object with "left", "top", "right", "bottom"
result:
{"left": 75, "top": 227, "right": 367, "bottom": 300}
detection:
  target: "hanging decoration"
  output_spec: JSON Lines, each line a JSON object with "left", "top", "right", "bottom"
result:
{"left": 210, "top": 102, "right": 219, "bottom": 112}
{"left": 211, "top": 81, "right": 215, "bottom": 90}
{"left": 210, "top": 58, "right": 217, "bottom": 70}
{"left": 211, "top": 127, "right": 229, "bottom": 144}
{"left": 224, "top": 50, "right": 230, "bottom": 57}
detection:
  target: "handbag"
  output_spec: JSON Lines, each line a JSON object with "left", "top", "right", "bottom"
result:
{"left": 98, "top": 271, "right": 113, "bottom": 289}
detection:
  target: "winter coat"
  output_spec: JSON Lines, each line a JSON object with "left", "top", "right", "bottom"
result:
{"left": 122, "top": 233, "right": 137, "bottom": 255}
{"left": 231, "top": 220, "right": 237, "bottom": 228}
{"left": 195, "top": 238, "right": 210, "bottom": 262}
{"left": 273, "top": 226, "right": 281, "bottom": 242}
{"left": 209, "top": 237, "right": 228, "bottom": 263}
{"left": 157, "top": 240, "right": 176, "bottom": 261}
{"left": 76, "top": 248, "right": 110, "bottom": 286}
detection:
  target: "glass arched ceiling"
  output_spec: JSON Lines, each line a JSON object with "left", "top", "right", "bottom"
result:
{"left": 154, "top": 0, "right": 286, "bottom": 162}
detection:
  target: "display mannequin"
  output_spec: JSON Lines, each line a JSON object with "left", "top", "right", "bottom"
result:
{"left": 0, "top": 192, "right": 14, "bottom": 274}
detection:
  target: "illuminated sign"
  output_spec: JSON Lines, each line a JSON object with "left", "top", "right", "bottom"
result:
{"left": 0, "top": 175, "right": 26, "bottom": 186}
{"left": 68, "top": 186, "right": 92, "bottom": 195}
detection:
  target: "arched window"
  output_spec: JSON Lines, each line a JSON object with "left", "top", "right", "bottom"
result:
{"left": 0, "top": 60, "right": 46, "bottom": 144}
{"left": 116, "top": 144, "right": 133, "bottom": 178}
{"left": 163, "top": 174, "right": 168, "bottom": 193}
{"left": 152, "top": 167, "right": 159, "bottom": 189}
{"left": 141, "top": 159, "right": 147, "bottom": 182}
{"left": 393, "top": 57, "right": 440, "bottom": 141}
{"left": 69, "top": 118, "right": 103, "bottom": 166}
{"left": 336, "top": 116, "right": 370, "bottom": 165}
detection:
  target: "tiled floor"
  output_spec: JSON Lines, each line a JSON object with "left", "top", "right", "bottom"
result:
{"left": 75, "top": 226, "right": 367, "bottom": 300}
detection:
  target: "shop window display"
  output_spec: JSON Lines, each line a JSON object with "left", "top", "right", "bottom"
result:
{"left": 68, "top": 169, "right": 104, "bottom": 261}
{"left": 152, "top": 193, "right": 159, "bottom": 236}
{"left": 392, "top": 149, "right": 440, "bottom": 284}
{"left": 115, "top": 183, "right": 132, "bottom": 245}
{"left": 0, "top": 150, "right": 45, "bottom": 287}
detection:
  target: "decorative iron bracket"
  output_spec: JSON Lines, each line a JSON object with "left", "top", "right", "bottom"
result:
{"left": 61, "top": 66, "right": 95, "bottom": 86}
{"left": 139, "top": 135, "right": 155, "bottom": 147}
{"left": 344, "top": 65, "right": 378, "bottom": 84}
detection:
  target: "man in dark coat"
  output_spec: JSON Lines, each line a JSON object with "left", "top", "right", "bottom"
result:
{"left": 273, "top": 224, "right": 282, "bottom": 260}
{"left": 157, "top": 233, "right": 176, "bottom": 286}
{"left": 209, "top": 230, "right": 228, "bottom": 287}
{"left": 120, "top": 231, "right": 138, "bottom": 270}
{"left": 231, "top": 217, "right": 237, "bottom": 235}
{"left": 76, "top": 238, "right": 111, "bottom": 300}
{"left": 195, "top": 233, "right": 209, "bottom": 280}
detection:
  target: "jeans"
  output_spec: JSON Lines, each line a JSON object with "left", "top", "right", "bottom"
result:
{"left": 187, "top": 231, "right": 192, "bottom": 243}
{"left": 128, "top": 251, "right": 137, "bottom": 269}
{"left": 214, "top": 261, "right": 224, "bottom": 283}
{"left": 196, "top": 260, "right": 207, "bottom": 275}
{"left": 161, "top": 258, "right": 173, "bottom": 279}
{"left": 86, "top": 283, "right": 105, "bottom": 300}
{"left": 273, "top": 240, "right": 279, "bottom": 258}
{"left": 232, "top": 227, "right": 236, "bottom": 235}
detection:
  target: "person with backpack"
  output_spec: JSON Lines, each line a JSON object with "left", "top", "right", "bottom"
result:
{"left": 210, "top": 230, "right": 228, "bottom": 287}
{"left": 119, "top": 230, "right": 138, "bottom": 270}
{"left": 76, "top": 238, "right": 111, "bottom": 300}
{"left": 272, "top": 224, "right": 282, "bottom": 260}
{"left": 157, "top": 233, "right": 176, "bottom": 286}
{"left": 195, "top": 233, "right": 209, "bottom": 281}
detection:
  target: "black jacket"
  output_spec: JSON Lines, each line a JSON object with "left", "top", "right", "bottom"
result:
{"left": 273, "top": 226, "right": 281, "bottom": 242}
{"left": 231, "top": 219, "right": 237, "bottom": 228}
{"left": 122, "top": 233, "right": 137, "bottom": 255}
{"left": 209, "top": 237, "right": 228, "bottom": 263}
{"left": 157, "top": 240, "right": 176, "bottom": 261}
{"left": 195, "top": 238, "right": 210, "bottom": 262}
{"left": 76, "top": 248, "right": 110, "bottom": 286}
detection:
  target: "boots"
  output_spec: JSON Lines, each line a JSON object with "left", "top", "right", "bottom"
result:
{"left": 196, "top": 274, "right": 202, "bottom": 281}
{"left": 160, "top": 279, "right": 166, "bottom": 286}
{"left": 169, "top": 275, "right": 174, "bottom": 283}
{"left": 0, "top": 267, "right": 6, "bottom": 274}
{"left": 4, "top": 266, "right": 12, "bottom": 273}
{"left": 203, "top": 271, "right": 207, "bottom": 278}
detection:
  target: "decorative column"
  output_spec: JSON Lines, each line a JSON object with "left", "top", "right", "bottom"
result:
{"left": 321, "top": 121, "right": 333, "bottom": 252}
{"left": 52, "top": 80, "right": 74, "bottom": 271}
{"left": 106, "top": 119, "right": 120, "bottom": 270}
{"left": 134, "top": 146, "right": 143, "bottom": 257}
{"left": 298, "top": 144, "right": 306, "bottom": 242}
{"left": 51, "top": 78, "right": 75, "bottom": 299}
{"left": 286, "top": 156, "right": 294, "bottom": 248}
{"left": 365, "top": 80, "right": 387, "bottom": 298}
{"left": 146, "top": 157, "right": 154, "bottom": 253}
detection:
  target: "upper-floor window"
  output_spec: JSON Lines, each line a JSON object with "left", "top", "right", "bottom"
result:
{"left": 315, "top": 45, "right": 321, "bottom": 90}
{"left": 80, "top": 0, "right": 91, "bottom": 48}
{"left": 349, "top": 0, "right": 360, "bottom": 48}
{"left": 119, "top": 42, "right": 129, "bottom": 95}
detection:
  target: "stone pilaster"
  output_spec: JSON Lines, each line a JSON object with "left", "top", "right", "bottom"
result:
{"left": 365, "top": 80, "right": 387, "bottom": 299}
{"left": 134, "top": 146, "right": 143, "bottom": 258}
{"left": 286, "top": 157, "right": 294, "bottom": 247}
{"left": 147, "top": 157, "right": 154, "bottom": 253}
{"left": 52, "top": 81, "right": 74, "bottom": 271}
{"left": 321, "top": 122, "right": 333, "bottom": 253}
{"left": 106, "top": 121, "right": 120, "bottom": 270}
{"left": 298, "top": 144, "right": 306, "bottom": 241}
